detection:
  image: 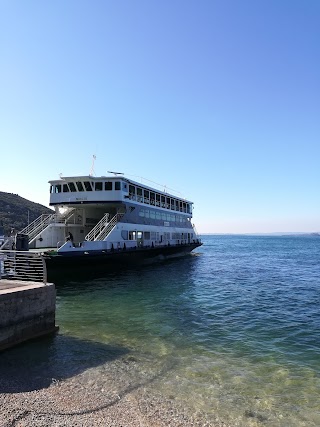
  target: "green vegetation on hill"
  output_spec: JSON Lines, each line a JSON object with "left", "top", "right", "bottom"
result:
{"left": 0, "top": 192, "right": 53, "bottom": 235}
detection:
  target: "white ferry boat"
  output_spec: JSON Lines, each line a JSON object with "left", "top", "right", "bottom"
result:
{"left": 20, "top": 173, "right": 202, "bottom": 275}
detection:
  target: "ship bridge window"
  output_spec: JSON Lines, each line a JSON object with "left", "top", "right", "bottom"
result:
{"left": 170, "top": 198, "right": 175, "bottom": 210}
{"left": 84, "top": 181, "right": 93, "bottom": 191}
{"left": 54, "top": 185, "right": 62, "bottom": 193}
{"left": 137, "top": 187, "right": 143, "bottom": 202}
{"left": 95, "top": 182, "right": 103, "bottom": 191}
{"left": 76, "top": 182, "right": 85, "bottom": 191}
{"left": 156, "top": 194, "right": 160, "bottom": 207}
{"left": 144, "top": 190, "right": 150, "bottom": 204}
{"left": 161, "top": 195, "right": 165, "bottom": 208}
{"left": 105, "top": 181, "right": 112, "bottom": 190}
{"left": 63, "top": 184, "right": 70, "bottom": 192}
{"left": 150, "top": 192, "right": 155, "bottom": 205}
{"left": 122, "top": 182, "right": 127, "bottom": 191}
{"left": 129, "top": 185, "right": 136, "bottom": 196}
{"left": 115, "top": 181, "right": 121, "bottom": 190}
{"left": 68, "top": 182, "right": 77, "bottom": 192}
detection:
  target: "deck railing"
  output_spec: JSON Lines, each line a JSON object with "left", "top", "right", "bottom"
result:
{"left": 0, "top": 237, "right": 14, "bottom": 251}
{"left": 85, "top": 213, "right": 110, "bottom": 241}
{"left": 0, "top": 250, "right": 47, "bottom": 284}
{"left": 85, "top": 213, "right": 124, "bottom": 241}
{"left": 20, "top": 209, "right": 77, "bottom": 243}
{"left": 20, "top": 214, "right": 55, "bottom": 241}
{"left": 97, "top": 213, "right": 124, "bottom": 241}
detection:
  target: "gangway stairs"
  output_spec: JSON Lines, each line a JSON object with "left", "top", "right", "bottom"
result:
{"left": 20, "top": 214, "right": 55, "bottom": 243}
{"left": 85, "top": 213, "right": 124, "bottom": 241}
{"left": 20, "top": 208, "right": 76, "bottom": 245}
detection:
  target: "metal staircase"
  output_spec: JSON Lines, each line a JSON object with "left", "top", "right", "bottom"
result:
{"left": 20, "top": 208, "right": 76, "bottom": 243}
{"left": 20, "top": 214, "right": 56, "bottom": 242}
{"left": 85, "top": 213, "right": 124, "bottom": 241}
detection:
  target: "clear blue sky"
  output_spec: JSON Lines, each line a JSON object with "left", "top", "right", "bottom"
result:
{"left": 1, "top": 0, "right": 319, "bottom": 233}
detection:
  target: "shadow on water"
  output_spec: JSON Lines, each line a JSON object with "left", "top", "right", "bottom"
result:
{"left": 49, "top": 252, "right": 202, "bottom": 286}
{"left": 0, "top": 334, "right": 129, "bottom": 393}
{"left": 48, "top": 263, "right": 125, "bottom": 284}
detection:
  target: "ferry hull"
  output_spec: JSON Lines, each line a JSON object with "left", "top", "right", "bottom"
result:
{"left": 44, "top": 242, "right": 202, "bottom": 280}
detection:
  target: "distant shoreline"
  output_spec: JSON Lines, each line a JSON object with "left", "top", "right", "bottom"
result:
{"left": 199, "top": 232, "right": 320, "bottom": 236}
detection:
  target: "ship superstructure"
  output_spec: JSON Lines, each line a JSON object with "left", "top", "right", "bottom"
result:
{"left": 22, "top": 174, "right": 201, "bottom": 257}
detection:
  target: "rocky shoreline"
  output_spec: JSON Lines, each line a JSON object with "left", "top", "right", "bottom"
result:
{"left": 0, "top": 351, "right": 229, "bottom": 427}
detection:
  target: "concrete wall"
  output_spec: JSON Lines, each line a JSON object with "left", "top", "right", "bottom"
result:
{"left": 0, "top": 282, "right": 58, "bottom": 351}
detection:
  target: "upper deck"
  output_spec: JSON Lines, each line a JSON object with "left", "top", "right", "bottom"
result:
{"left": 49, "top": 175, "right": 193, "bottom": 215}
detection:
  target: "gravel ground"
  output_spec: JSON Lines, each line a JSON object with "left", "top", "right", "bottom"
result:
{"left": 0, "top": 353, "right": 230, "bottom": 427}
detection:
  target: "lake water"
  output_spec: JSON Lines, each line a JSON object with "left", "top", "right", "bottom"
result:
{"left": 15, "top": 235, "right": 320, "bottom": 426}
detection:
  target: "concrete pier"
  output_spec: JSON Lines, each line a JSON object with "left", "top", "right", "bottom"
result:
{"left": 0, "top": 280, "right": 58, "bottom": 352}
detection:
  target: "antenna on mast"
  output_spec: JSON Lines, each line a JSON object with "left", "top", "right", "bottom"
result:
{"left": 90, "top": 155, "right": 96, "bottom": 176}
{"left": 107, "top": 171, "right": 124, "bottom": 176}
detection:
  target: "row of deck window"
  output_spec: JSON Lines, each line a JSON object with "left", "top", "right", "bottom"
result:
{"left": 51, "top": 181, "right": 123, "bottom": 193}
{"left": 138, "top": 209, "right": 188, "bottom": 223}
{"left": 124, "top": 231, "right": 193, "bottom": 241}
{"left": 128, "top": 185, "right": 191, "bottom": 214}
{"left": 50, "top": 180, "right": 192, "bottom": 214}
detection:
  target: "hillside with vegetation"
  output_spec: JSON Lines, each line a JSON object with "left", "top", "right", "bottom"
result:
{"left": 0, "top": 192, "right": 53, "bottom": 235}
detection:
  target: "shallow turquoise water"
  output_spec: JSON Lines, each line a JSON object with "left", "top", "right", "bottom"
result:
{"left": 44, "top": 235, "right": 320, "bottom": 425}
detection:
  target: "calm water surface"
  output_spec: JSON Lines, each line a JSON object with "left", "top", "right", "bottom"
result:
{"left": 53, "top": 235, "right": 319, "bottom": 425}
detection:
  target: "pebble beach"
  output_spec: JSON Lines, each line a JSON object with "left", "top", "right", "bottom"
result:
{"left": 0, "top": 353, "right": 228, "bottom": 427}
